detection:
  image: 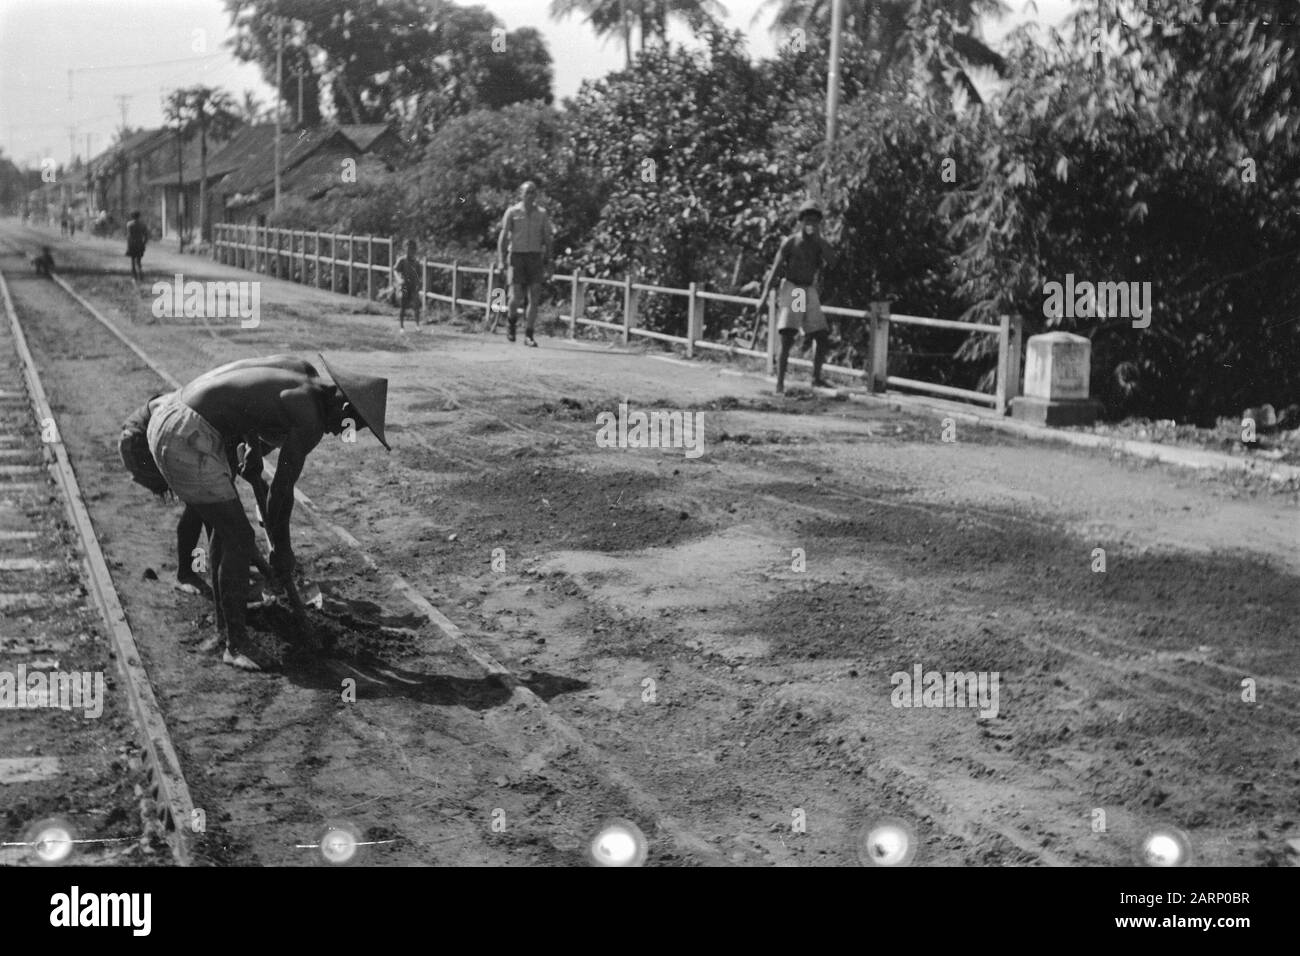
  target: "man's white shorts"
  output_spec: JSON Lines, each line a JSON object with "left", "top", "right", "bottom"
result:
{"left": 776, "top": 280, "right": 827, "bottom": 334}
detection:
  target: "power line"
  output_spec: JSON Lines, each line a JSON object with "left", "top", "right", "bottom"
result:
{"left": 69, "top": 51, "right": 228, "bottom": 74}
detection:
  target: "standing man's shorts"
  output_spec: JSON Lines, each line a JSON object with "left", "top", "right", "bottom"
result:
{"left": 146, "top": 399, "right": 238, "bottom": 504}
{"left": 509, "top": 252, "right": 545, "bottom": 288}
{"left": 399, "top": 282, "right": 421, "bottom": 310}
{"left": 776, "top": 280, "right": 828, "bottom": 334}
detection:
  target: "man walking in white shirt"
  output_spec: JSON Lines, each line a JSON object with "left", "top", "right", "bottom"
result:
{"left": 497, "top": 181, "right": 554, "bottom": 347}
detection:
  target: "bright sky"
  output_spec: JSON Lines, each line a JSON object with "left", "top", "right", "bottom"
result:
{"left": 0, "top": 0, "right": 1074, "bottom": 168}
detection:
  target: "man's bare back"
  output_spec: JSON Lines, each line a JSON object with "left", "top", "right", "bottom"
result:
{"left": 181, "top": 368, "right": 324, "bottom": 447}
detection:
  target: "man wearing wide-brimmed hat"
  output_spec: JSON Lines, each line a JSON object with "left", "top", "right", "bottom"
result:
{"left": 146, "top": 354, "right": 389, "bottom": 671}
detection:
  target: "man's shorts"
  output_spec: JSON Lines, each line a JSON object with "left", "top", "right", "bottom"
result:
{"left": 776, "top": 279, "right": 828, "bottom": 335}
{"left": 399, "top": 282, "right": 421, "bottom": 310}
{"left": 145, "top": 398, "right": 237, "bottom": 505}
{"left": 509, "top": 252, "right": 545, "bottom": 288}
{"left": 118, "top": 391, "right": 175, "bottom": 497}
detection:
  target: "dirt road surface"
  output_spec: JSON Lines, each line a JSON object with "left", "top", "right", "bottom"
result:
{"left": 4, "top": 220, "right": 1297, "bottom": 866}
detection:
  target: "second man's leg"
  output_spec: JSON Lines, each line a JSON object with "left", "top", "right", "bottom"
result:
{"left": 175, "top": 505, "right": 212, "bottom": 597}
{"left": 777, "top": 329, "right": 796, "bottom": 393}
{"left": 524, "top": 282, "right": 541, "bottom": 346}
{"left": 506, "top": 281, "right": 524, "bottom": 342}
{"left": 191, "top": 499, "right": 259, "bottom": 670}
{"left": 811, "top": 330, "right": 830, "bottom": 386}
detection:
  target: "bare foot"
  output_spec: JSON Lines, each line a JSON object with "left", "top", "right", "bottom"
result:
{"left": 223, "top": 649, "right": 262, "bottom": 672}
{"left": 174, "top": 575, "right": 213, "bottom": 599}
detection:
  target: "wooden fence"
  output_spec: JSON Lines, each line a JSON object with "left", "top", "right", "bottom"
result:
{"left": 213, "top": 223, "right": 1024, "bottom": 412}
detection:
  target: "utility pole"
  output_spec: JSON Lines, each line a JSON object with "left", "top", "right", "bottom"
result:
{"left": 67, "top": 70, "right": 77, "bottom": 167}
{"left": 825, "top": 0, "right": 844, "bottom": 154}
{"left": 297, "top": 72, "right": 304, "bottom": 128}
{"left": 274, "top": 13, "right": 283, "bottom": 212}
{"left": 116, "top": 94, "right": 131, "bottom": 131}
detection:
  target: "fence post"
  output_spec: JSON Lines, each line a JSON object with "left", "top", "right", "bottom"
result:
{"left": 485, "top": 262, "right": 496, "bottom": 325}
{"left": 569, "top": 270, "right": 580, "bottom": 339}
{"left": 686, "top": 282, "right": 700, "bottom": 358}
{"left": 421, "top": 254, "right": 429, "bottom": 321}
{"left": 365, "top": 236, "right": 374, "bottom": 300}
{"left": 330, "top": 234, "right": 337, "bottom": 293}
{"left": 622, "top": 273, "right": 634, "bottom": 345}
{"left": 996, "top": 312, "right": 1024, "bottom": 414}
{"left": 451, "top": 261, "right": 460, "bottom": 317}
{"left": 346, "top": 234, "right": 355, "bottom": 297}
{"left": 870, "top": 301, "right": 891, "bottom": 393}
{"left": 766, "top": 289, "right": 778, "bottom": 374}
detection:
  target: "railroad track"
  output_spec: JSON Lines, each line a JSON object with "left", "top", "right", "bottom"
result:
{"left": 0, "top": 232, "right": 726, "bottom": 866}
{"left": 0, "top": 253, "right": 195, "bottom": 865}
{"left": 5, "top": 225, "right": 1281, "bottom": 867}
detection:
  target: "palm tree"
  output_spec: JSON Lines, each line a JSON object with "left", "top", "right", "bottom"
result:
{"left": 177, "top": 86, "right": 241, "bottom": 242}
{"left": 550, "top": 0, "right": 729, "bottom": 69}
{"left": 759, "top": 0, "right": 1010, "bottom": 102}
{"left": 162, "top": 89, "right": 193, "bottom": 249}
{"left": 238, "top": 89, "right": 264, "bottom": 124}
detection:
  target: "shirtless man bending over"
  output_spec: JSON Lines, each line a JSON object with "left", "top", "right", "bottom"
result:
{"left": 146, "top": 355, "right": 389, "bottom": 670}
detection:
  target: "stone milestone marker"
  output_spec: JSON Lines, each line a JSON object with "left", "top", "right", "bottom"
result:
{"left": 1010, "top": 331, "right": 1103, "bottom": 426}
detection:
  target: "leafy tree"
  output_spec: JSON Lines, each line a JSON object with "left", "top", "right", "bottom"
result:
{"left": 549, "top": 0, "right": 728, "bottom": 69}
{"left": 941, "top": 1, "right": 1300, "bottom": 420}
{"left": 565, "top": 31, "right": 805, "bottom": 335}
{"left": 402, "top": 6, "right": 553, "bottom": 137}
{"left": 401, "top": 102, "right": 588, "bottom": 251}
{"left": 760, "top": 0, "right": 1009, "bottom": 103}
{"left": 226, "top": 0, "right": 327, "bottom": 126}
{"left": 166, "top": 86, "right": 241, "bottom": 241}
{"left": 227, "top": 0, "right": 553, "bottom": 137}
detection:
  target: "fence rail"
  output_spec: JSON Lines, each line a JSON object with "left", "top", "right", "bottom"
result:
{"left": 213, "top": 223, "right": 1024, "bottom": 412}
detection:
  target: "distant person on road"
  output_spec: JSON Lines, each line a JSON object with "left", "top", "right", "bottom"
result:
{"left": 752, "top": 200, "right": 839, "bottom": 394}
{"left": 119, "top": 356, "right": 318, "bottom": 601}
{"left": 32, "top": 246, "right": 55, "bottom": 277}
{"left": 392, "top": 239, "right": 423, "bottom": 332}
{"left": 60, "top": 209, "right": 69, "bottom": 237}
{"left": 125, "top": 211, "right": 148, "bottom": 281}
{"left": 497, "top": 181, "right": 554, "bottom": 347}
{"left": 144, "top": 355, "right": 389, "bottom": 671}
